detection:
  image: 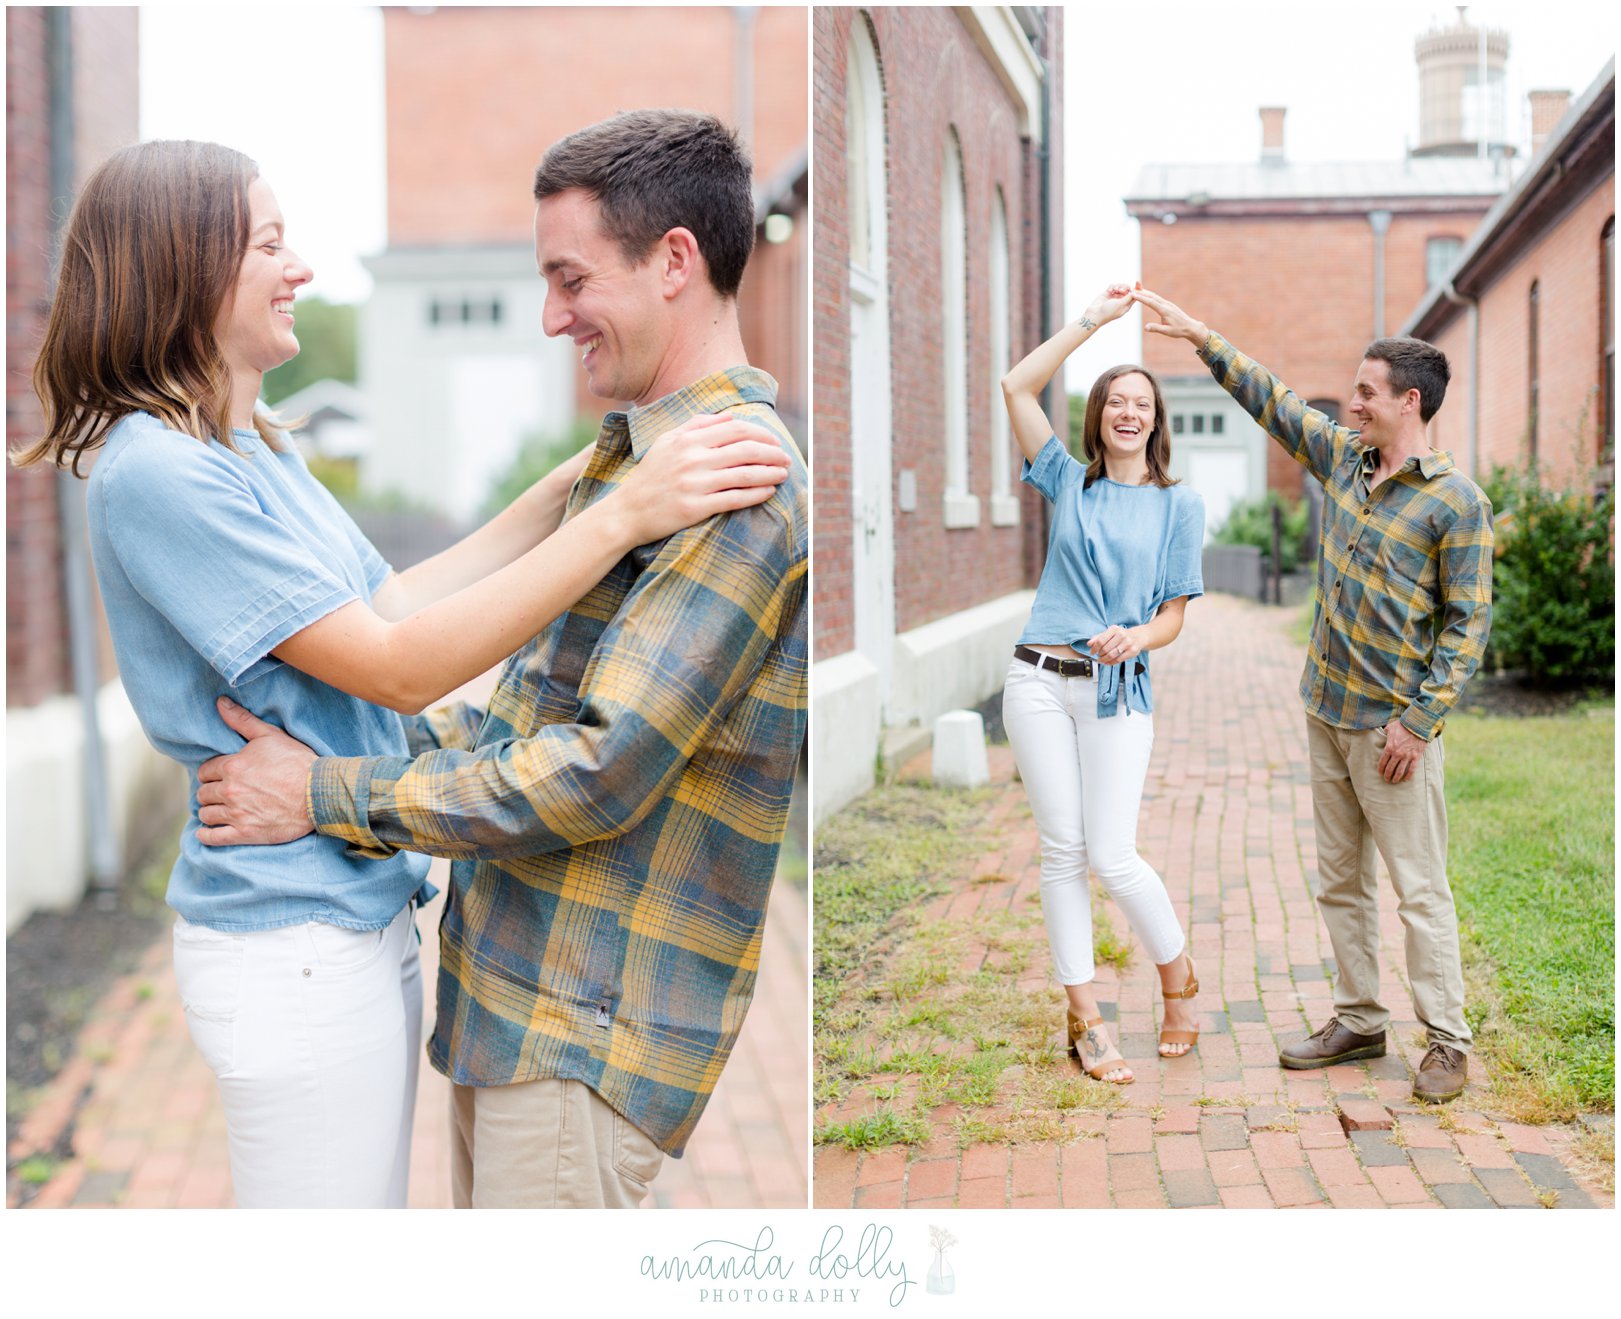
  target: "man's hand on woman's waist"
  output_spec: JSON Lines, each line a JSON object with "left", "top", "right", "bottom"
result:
{"left": 196, "top": 697, "right": 317, "bottom": 847}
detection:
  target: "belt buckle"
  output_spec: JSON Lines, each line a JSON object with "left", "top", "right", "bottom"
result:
{"left": 1059, "top": 656, "right": 1093, "bottom": 678}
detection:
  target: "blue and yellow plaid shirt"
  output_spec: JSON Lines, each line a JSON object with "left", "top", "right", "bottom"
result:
{"left": 1198, "top": 332, "right": 1492, "bottom": 740}
{"left": 308, "top": 367, "right": 808, "bottom": 1155}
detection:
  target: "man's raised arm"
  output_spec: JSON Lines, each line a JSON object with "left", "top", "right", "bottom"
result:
{"left": 1133, "top": 287, "right": 1349, "bottom": 485}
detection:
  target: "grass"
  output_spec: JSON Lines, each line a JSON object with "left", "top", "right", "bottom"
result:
{"left": 813, "top": 776, "right": 1141, "bottom": 1151}
{"left": 813, "top": 782, "right": 997, "bottom": 1019}
{"left": 1444, "top": 702, "right": 1614, "bottom": 1121}
{"left": 815, "top": 1108, "right": 931, "bottom": 1151}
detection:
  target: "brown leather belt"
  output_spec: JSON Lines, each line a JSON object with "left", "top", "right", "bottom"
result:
{"left": 1014, "top": 644, "right": 1094, "bottom": 678}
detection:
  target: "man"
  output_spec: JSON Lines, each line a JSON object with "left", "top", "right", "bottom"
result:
{"left": 1133, "top": 287, "right": 1491, "bottom": 1104}
{"left": 198, "top": 110, "right": 808, "bottom": 1203}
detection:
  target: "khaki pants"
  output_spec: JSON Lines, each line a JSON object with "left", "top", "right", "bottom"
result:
{"left": 450, "top": 1077, "right": 665, "bottom": 1209}
{"left": 1306, "top": 715, "right": 1470, "bottom": 1050}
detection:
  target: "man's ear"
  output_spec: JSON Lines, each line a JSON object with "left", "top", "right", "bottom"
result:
{"left": 657, "top": 227, "right": 703, "bottom": 300}
{"left": 1401, "top": 387, "right": 1422, "bottom": 416}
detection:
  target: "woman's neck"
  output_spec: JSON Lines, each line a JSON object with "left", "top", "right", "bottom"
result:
{"left": 228, "top": 370, "right": 262, "bottom": 431}
{"left": 1102, "top": 453, "right": 1149, "bottom": 485}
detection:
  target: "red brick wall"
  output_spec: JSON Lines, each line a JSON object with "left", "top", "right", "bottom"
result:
{"left": 382, "top": 6, "right": 806, "bottom": 438}
{"left": 1139, "top": 206, "right": 1492, "bottom": 496}
{"left": 1470, "top": 180, "right": 1616, "bottom": 485}
{"left": 6, "top": 7, "right": 138, "bottom": 708}
{"left": 812, "top": 8, "right": 1056, "bottom": 655}
{"left": 383, "top": 7, "right": 807, "bottom": 245}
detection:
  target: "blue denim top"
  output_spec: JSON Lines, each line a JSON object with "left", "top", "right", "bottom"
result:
{"left": 1017, "top": 435, "right": 1205, "bottom": 717}
{"left": 87, "top": 412, "right": 433, "bottom": 931}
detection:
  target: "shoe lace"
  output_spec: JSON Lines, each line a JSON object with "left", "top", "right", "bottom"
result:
{"left": 1309, "top": 1017, "right": 1341, "bottom": 1041}
{"left": 1422, "top": 1043, "right": 1460, "bottom": 1069}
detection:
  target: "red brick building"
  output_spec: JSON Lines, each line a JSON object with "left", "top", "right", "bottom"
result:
{"left": 1126, "top": 142, "right": 1503, "bottom": 519}
{"left": 360, "top": 6, "right": 808, "bottom": 521}
{"left": 5, "top": 6, "right": 174, "bottom": 929}
{"left": 1406, "top": 63, "right": 1615, "bottom": 491}
{"left": 1119, "top": 12, "right": 1543, "bottom": 533}
{"left": 812, "top": 7, "right": 1063, "bottom": 819}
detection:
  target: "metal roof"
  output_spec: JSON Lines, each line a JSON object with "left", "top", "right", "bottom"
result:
{"left": 1126, "top": 156, "right": 1509, "bottom": 204}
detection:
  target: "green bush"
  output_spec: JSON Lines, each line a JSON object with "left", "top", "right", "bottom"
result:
{"left": 1485, "top": 465, "right": 1614, "bottom": 685}
{"left": 1210, "top": 492, "right": 1310, "bottom": 572}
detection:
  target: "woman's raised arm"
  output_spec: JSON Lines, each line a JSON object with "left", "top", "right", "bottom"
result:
{"left": 272, "top": 414, "right": 790, "bottom": 713}
{"left": 1000, "top": 283, "right": 1135, "bottom": 463}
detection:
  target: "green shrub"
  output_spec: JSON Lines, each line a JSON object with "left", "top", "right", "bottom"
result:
{"left": 1210, "top": 492, "right": 1310, "bottom": 572}
{"left": 1485, "top": 464, "right": 1614, "bottom": 685}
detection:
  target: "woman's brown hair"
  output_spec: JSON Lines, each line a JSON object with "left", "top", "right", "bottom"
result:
{"left": 1081, "top": 364, "right": 1178, "bottom": 488}
{"left": 14, "top": 139, "right": 286, "bottom": 474}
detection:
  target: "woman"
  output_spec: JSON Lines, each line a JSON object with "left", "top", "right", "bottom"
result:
{"left": 998, "top": 283, "right": 1204, "bottom": 1085}
{"left": 15, "top": 140, "right": 789, "bottom": 1206}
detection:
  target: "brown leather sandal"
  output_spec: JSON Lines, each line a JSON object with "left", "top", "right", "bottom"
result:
{"left": 1158, "top": 955, "right": 1200, "bottom": 1057}
{"left": 1067, "top": 1012, "right": 1133, "bottom": 1084}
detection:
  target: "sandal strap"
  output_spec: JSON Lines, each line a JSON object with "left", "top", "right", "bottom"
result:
{"left": 1158, "top": 1029, "right": 1200, "bottom": 1045}
{"left": 1163, "top": 955, "right": 1199, "bottom": 1000}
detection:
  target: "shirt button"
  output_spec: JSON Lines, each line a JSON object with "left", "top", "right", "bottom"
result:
{"left": 1362, "top": 507, "right": 1370, "bottom": 515}
{"left": 302, "top": 967, "right": 312, "bottom": 978}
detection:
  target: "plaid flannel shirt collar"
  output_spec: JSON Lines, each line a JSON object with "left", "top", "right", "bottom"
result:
{"left": 1351, "top": 441, "right": 1454, "bottom": 486}
{"left": 620, "top": 365, "right": 781, "bottom": 459}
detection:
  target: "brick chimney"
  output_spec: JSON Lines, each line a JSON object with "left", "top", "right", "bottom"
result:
{"left": 1259, "top": 106, "right": 1286, "bottom": 165}
{"left": 1528, "top": 89, "right": 1571, "bottom": 156}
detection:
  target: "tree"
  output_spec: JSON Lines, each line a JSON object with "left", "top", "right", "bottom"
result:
{"left": 263, "top": 298, "right": 358, "bottom": 403}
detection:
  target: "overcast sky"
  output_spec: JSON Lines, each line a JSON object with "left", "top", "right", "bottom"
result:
{"left": 139, "top": 5, "right": 385, "bottom": 303}
{"left": 1061, "top": 0, "right": 1617, "bottom": 393}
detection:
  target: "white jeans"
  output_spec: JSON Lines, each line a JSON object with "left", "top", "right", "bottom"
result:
{"left": 1002, "top": 658, "right": 1185, "bottom": 985}
{"left": 172, "top": 904, "right": 422, "bottom": 1208}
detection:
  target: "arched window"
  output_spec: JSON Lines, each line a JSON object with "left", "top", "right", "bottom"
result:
{"left": 941, "top": 130, "right": 976, "bottom": 527}
{"left": 988, "top": 188, "right": 1017, "bottom": 526}
{"left": 1528, "top": 279, "right": 1540, "bottom": 460}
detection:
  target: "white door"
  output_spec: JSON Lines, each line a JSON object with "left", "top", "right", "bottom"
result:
{"left": 1187, "top": 449, "right": 1251, "bottom": 542}
{"left": 850, "top": 280, "right": 895, "bottom": 712}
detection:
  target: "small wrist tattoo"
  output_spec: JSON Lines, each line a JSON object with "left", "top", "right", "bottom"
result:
{"left": 1077, "top": 317, "right": 1098, "bottom": 332}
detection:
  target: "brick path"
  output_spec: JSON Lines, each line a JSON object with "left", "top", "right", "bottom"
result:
{"left": 10, "top": 864, "right": 808, "bottom": 1209}
{"left": 814, "top": 593, "right": 1610, "bottom": 1210}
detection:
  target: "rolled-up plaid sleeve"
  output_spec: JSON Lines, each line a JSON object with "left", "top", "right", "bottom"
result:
{"left": 308, "top": 500, "right": 800, "bottom": 860}
{"left": 1401, "top": 494, "right": 1494, "bottom": 741}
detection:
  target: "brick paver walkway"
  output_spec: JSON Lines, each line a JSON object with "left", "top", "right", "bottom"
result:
{"left": 814, "top": 593, "right": 1610, "bottom": 1210}
{"left": 11, "top": 865, "right": 808, "bottom": 1209}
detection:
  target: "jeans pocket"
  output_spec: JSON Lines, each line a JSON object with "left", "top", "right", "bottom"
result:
{"left": 611, "top": 1110, "right": 665, "bottom": 1188}
{"left": 305, "top": 919, "right": 393, "bottom": 977}
{"left": 173, "top": 919, "right": 246, "bottom": 1076}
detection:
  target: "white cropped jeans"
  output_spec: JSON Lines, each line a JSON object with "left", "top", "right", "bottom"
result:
{"left": 171, "top": 903, "right": 422, "bottom": 1208}
{"left": 1002, "top": 658, "right": 1185, "bottom": 985}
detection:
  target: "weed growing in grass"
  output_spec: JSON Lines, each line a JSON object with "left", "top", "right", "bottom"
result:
{"left": 815, "top": 1107, "right": 932, "bottom": 1151}
{"left": 952, "top": 1113, "right": 1011, "bottom": 1147}
{"left": 1535, "top": 1187, "right": 1560, "bottom": 1209}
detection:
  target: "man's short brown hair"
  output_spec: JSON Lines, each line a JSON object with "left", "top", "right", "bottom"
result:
{"left": 533, "top": 109, "right": 755, "bottom": 298}
{"left": 1363, "top": 336, "right": 1451, "bottom": 422}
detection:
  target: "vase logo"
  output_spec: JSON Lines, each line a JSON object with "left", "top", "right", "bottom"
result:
{"left": 926, "top": 1225, "right": 957, "bottom": 1296}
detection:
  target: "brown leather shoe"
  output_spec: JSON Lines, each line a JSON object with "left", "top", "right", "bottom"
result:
{"left": 1278, "top": 1017, "right": 1387, "bottom": 1069}
{"left": 1412, "top": 1043, "right": 1467, "bottom": 1103}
